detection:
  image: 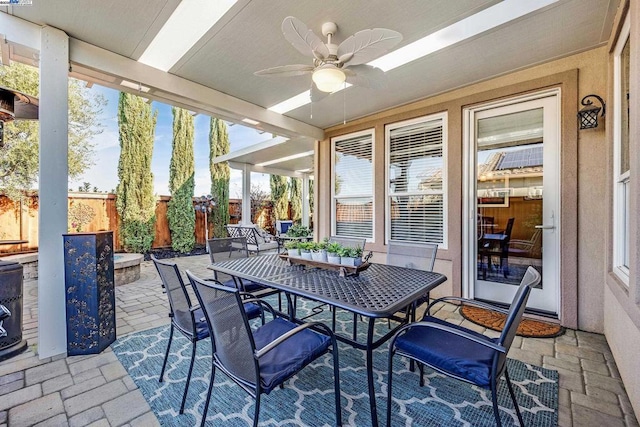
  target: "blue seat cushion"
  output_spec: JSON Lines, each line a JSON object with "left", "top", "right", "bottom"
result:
{"left": 220, "top": 278, "right": 265, "bottom": 293}
{"left": 252, "top": 317, "right": 330, "bottom": 394}
{"left": 243, "top": 302, "right": 261, "bottom": 320}
{"left": 395, "top": 316, "right": 498, "bottom": 387}
{"left": 191, "top": 307, "right": 210, "bottom": 340}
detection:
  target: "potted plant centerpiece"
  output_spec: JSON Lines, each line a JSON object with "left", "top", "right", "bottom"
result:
{"left": 326, "top": 242, "right": 342, "bottom": 264}
{"left": 284, "top": 240, "right": 300, "bottom": 257}
{"left": 311, "top": 238, "right": 329, "bottom": 262}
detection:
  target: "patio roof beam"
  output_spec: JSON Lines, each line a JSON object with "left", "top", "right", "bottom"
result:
{"left": 228, "top": 161, "right": 307, "bottom": 179}
{"left": 67, "top": 38, "right": 324, "bottom": 141}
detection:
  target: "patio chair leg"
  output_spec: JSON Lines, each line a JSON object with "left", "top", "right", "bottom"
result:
{"left": 200, "top": 366, "right": 216, "bottom": 427}
{"left": 419, "top": 362, "right": 425, "bottom": 387}
{"left": 331, "top": 337, "right": 343, "bottom": 426}
{"left": 180, "top": 341, "right": 197, "bottom": 414}
{"left": 159, "top": 323, "right": 174, "bottom": 382}
{"left": 490, "top": 377, "right": 503, "bottom": 427}
{"left": 505, "top": 369, "right": 525, "bottom": 426}
{"left": 253, "top": 395, "right": 261, "bottom": 427}
{"left": 386, "top": 350, "right": 395, "bottom": 427}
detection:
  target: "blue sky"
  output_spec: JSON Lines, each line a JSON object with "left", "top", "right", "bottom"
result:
{"left": 68, "top": 84, "right": 273, "bottom": 198}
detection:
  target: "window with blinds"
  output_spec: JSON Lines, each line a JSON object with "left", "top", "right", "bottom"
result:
{"left": 331, "top": 130, "right": 374, "bottom": 240}
{"left": 386, "top": 113, "right": 447, "bottom": 247}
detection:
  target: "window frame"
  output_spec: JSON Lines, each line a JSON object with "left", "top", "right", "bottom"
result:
{"left": 612, "top": 13, "right": 631, "bottom": 284}
{"left": 384, "top": 112, "right": 448, "bottom": 249}
{"left": 331, "top": 128, "right": 375, "bottom": 242}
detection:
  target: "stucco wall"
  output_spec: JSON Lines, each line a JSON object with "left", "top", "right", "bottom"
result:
{"left": 318, "top": 47, "right": 610, "bottom": 332}
{"left": 604, "top": 0, "right": 640, "bottom": 417}
{"left": 605, "top": 286, "right": 640, "bottom": 416}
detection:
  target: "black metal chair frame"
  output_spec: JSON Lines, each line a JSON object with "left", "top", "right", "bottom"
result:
{"left": 151, "top": 255, "right": 208, "bottom": 414}
{"left": 386, "top": 266, "right": 541, "bottom": 427}
{"left": 186, "top": 271, "right": 343, "bottom": 427}
{"left": 479, "top": 217, "right": 515, "bottom": 279}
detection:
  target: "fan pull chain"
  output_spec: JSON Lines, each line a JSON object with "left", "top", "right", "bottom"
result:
{"left": 310, "top": 87, "right": 313, "bottom": 119}
{"left": 343, "top": 81, "right": 346, "bottom": 124}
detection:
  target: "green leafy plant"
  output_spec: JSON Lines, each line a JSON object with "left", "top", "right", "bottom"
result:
{"left": 315, "top": 239, "right": 328, "bottom": 251}
{"left": 298, "top": 241, "right": 314, "bottom": 252}
{"left": 336, "top": 246, "right": 351, "bottom": 257}
{"left": 326, "top": 242, "right": 342, "bottom": 254}
{"left": 284, "top": 240, "right": 299, "bottom": 250}
{"left": 286, "top": 224, "right": 311, "bottom": 237}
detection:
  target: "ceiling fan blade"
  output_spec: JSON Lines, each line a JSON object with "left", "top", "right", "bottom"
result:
{"left": 337, "top": 28, "right": 402, "bottom": 66}
{"left": 344, "top": 64, "right": 387, "bottom": 89}
{"left": 254, "top": 64, "right": 314, "bottom": 77}
{"left": 310, "top": 84, "right": 329, "bottom": 102}
{"left": 282, "top": 16, "right": 329, "bottom": 60}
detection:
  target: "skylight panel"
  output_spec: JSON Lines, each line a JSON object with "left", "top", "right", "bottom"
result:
{"left": 139, "top": 0, "right": 237, "bottom": 72}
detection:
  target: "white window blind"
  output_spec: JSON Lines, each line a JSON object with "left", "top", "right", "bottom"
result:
{"left": 387, "top": 114, "right": 447, "bottom": 246}
{"left": 332, "top": 130, "right": 374, "bottom": 240}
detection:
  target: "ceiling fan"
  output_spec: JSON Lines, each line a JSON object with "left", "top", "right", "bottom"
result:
{"left": 255, "top": 16, "right": 402, "bottom": 100}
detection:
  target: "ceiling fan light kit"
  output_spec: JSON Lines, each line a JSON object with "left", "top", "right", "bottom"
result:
{"left": 312, "top": 65, "right": 345, "bottom": 93}
{"left": 255, "top": 16, "right": 402, "bottom": 98}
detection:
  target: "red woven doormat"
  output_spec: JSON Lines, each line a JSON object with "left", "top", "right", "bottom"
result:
{"left": 460, "top": 305, "right": 565, "bottom": 338}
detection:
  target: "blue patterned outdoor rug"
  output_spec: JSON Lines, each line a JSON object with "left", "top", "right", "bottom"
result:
{"left": 112, "top": 301, "right": 558, "bottom": 426}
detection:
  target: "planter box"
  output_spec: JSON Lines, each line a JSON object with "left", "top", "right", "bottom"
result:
{"left": 279, "top": 254, "right": 370, "bottom": 277}
{"left": 63, "top": 231, "right": 116, "bottom": 356}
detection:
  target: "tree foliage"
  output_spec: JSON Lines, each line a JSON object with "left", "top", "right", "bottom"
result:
{"left": 270, "top": 175, "right": 289, "bottom": 220}
{"left": 116, "top": 92, "right": 157, "bottom": 253}
{"left": 289, "top": 177, "right": 302, "bottom": 223}
{"left": 209, "top": 118, "right": 230, "bottom": 238}
{"left": 167, "top": 108, "right": 196, "bottom": 253}
{"left": 0, "top": 62, "right": 105, "bottom": 200}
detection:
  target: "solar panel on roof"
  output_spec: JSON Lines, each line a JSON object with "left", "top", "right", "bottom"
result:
{"left": 497, "top": 146, "right": 543, "bottom": 170}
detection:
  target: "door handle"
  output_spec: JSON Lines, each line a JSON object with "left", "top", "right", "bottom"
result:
{"left": 535, "top": 225, "right": 555, "bottom": 230}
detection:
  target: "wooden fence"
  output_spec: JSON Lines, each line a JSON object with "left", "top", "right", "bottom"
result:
{"left": 0, "top": 193, "right": 275, "bottom": 253}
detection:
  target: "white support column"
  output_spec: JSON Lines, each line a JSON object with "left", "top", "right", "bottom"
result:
{"left": 38, "top": 27, "right": 69, "bottom": 359}
{"left": 242, "top": 164, "right": 252, "bottom": 225}
{"left": 302, "top": 174, "right": 310, "bottom": 227}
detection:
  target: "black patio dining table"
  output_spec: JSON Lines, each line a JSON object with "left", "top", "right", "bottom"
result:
{"left": 208, "top": 253, "right": 447, "bottom": 427}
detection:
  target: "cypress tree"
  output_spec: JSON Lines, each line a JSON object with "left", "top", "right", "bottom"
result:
{"left": 290, "top": 177, "right": 302, "bottom": 223}
{"left": 270, "top": 175, "right": 289, "bottom": 220}
{"left": 116, "top": 93, "right": 157, "bottom": 253}
{"left": 209, "top": 118, "right": 230, "bottom": 238}
{"left": 167, "top": 107, "right": 196, "bottom": 253}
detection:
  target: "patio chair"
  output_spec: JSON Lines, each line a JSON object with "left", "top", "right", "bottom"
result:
{"left": 275, "top": 220, "right": 294, "bottom": 236}
{"left": 207, "top": 237, "right": 282, "bottom": 305}
{"left": 509, "top": 229, "right": 542, "bottom": 258}
{"left": 386, "top": 266, "right": 541, "bottom": 427}
{"left": 479, "top": 217, "right": 515, "bottom": 279}
{"left": 329, "top": 236, "right": 366, "bottom": 251}
{"left": 151, "top": 255, "right": 210, "bottom": 414}
{"left": 186, "top": 271, "right": 343, "bottom": 427}
{"left": 226, "top": 224, "right": 279, "bottom": 254}
{"left": 386, "top": 241, "right": 438, "bottom": 325}
{"left": 153, "top": 255, "right": 264, "bottom": 414}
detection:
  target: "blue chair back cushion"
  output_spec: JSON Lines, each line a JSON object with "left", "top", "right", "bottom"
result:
{"left": 395, "top": 316, "right": 498, "bottom": 387}
{"left": 280, "top": 222, "right": 293, "bottom": 233}
{"left": 252, "top": 318, "right": 330, "bottom": 393}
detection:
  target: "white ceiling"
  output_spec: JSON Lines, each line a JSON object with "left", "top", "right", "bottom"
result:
{"left": 0, "top": 0, "right": 620, "bottom": 171}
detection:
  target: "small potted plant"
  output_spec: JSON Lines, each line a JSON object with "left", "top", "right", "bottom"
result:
{"left": 299, "top": 241, "right": 313, "bottom": 260}
{"left": 326, "top": 242, "right": 342, "bottom": 264}
{"left": 311, "top": 239, "right": 328, "bottom": 262}
{"left": 338, "top": 246, "right": 355, "bottom": 266}
{"left": 284, "top": 240, "right": 300, "bottom": 257}
{"left": 340, "top": 247, "right": 364, "bottom": 267}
